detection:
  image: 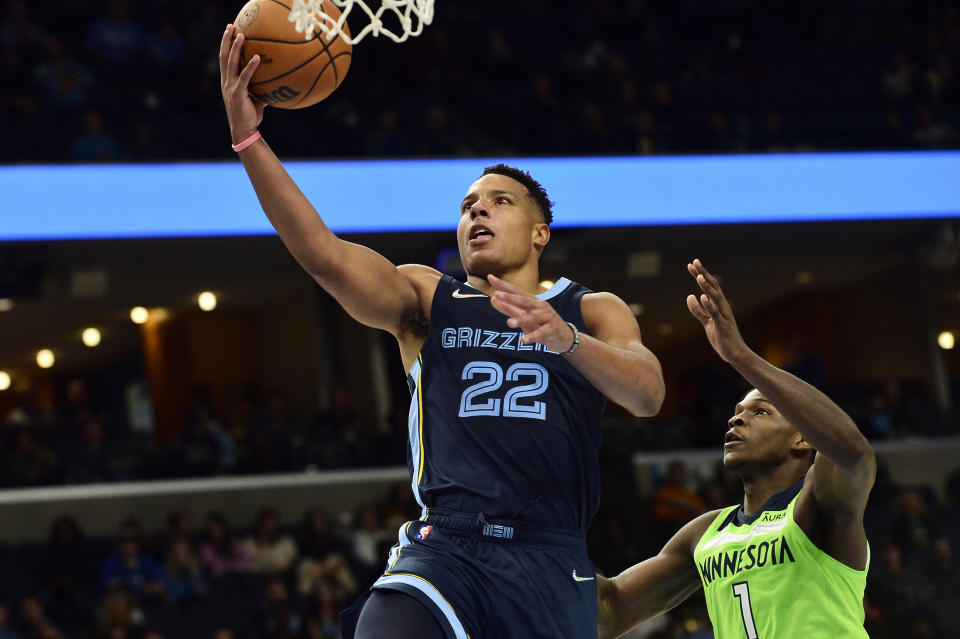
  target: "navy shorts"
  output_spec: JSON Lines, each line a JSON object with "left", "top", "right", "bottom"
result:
{"left": 340, "top": 509, "right": 598, "bottom": 639}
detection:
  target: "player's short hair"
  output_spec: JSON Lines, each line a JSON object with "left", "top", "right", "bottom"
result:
{"left": 482, "top": 164, "right": 554, "bottom": 225}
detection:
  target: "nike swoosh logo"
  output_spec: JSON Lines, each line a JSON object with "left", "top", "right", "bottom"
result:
{"left": 572, "top": 570, "right": 595, "bottom": 582}
{"left": 452, "top": 289, "right": 487, "bottom": 299}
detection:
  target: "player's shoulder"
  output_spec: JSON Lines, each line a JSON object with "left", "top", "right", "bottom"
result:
{"left": 580, "top": 291, "right": 638, "bottom": 334}
{"left": 397, "top": 264, "right": 444, "bottom": 296}
{"left": 670, "top": 508, "right": 728, "bottom": 555}
{"left": 580, "top": 291, "right": 632, "bottom": 315}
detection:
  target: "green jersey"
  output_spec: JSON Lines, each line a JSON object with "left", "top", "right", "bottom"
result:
{"left": 693, "top": 481, "right": 869, "bottom": 638}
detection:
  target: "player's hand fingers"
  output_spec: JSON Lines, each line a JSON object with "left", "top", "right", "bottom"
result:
{"left": 219, "top": 24, "right": 233, "bottom": 79}
{"left": 686, "top": 294, "right": 711, "bottom": 325}
{"left": 238, "top": 54, "right": 261, "bottom": 87}
{"left": 227, "top": 32, "right": 245, "bottom": 80}
{"left": 490, "top": 295, "right": 527, "bottom": 319}
{"left": 487, "top": 274, "right": 532, "bottom": 297}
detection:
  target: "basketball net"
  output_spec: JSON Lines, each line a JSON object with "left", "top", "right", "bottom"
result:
{"left": 288, "top": 0, "right": 434, "bottom": 44}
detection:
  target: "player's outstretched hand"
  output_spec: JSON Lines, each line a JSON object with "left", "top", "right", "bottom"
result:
{"left": 686, "top": 259, "right": 750, "bottom": 363}
{"left": 220, "top": 24, "right": 266, "bottom": 146}
{"left": 488, "top": 275, "right": 577, "bottom": 353}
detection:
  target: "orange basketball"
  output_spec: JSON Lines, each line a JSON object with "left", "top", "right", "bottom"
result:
{"left": 234, "top": 0, "right": 352, "bottom": 109}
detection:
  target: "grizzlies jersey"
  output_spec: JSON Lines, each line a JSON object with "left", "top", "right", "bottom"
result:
{"left": 405, "top": 275, "right": 607, "bottom": 532}
{"left": 693, "top": 481, "right": 869, "bottom": 639}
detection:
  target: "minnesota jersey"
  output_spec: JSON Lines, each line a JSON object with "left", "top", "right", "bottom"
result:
{"left": 693, "top": 481, "right": 869, "bottom": 639}
{"left": 405, "top": 275, "right": 607, "bottom": 532}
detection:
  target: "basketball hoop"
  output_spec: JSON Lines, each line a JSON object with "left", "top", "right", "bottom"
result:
{"left": 288, "top": 0, "right": 434, "bottom": 44}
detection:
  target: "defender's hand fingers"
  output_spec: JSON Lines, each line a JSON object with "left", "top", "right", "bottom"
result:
{"left": 693, "top": 259, "right": 722, "bottom": 290}
{"left": 686, "top": 294, "right": 711, "bottom": 325}
{"left": 227, "top": 31, "right": 245, "bottom": 78}
{"left": 487, "top": 274, "right": 531, "bottom": 297}
{"left": 219, "top": 24, "right": 234, "bottom": 78}
{"left": 238, "top": 54, "right": 260, "bottom": 87}
{"left": 701, "top": 293, "right": 722, "bottom": 317}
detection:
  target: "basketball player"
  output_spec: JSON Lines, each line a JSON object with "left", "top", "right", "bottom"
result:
{"left": 597, "top": 259, "right": 876, "bottom": 638}
{"left": 219, "top": 25, "right": 665, "bottom": 639}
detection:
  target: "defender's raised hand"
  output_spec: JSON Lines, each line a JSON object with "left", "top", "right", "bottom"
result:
{"left": 488, "top": 274, "right": 577, "bottom": 353}
{"left": 219, "top": 24, "right": 266, "bottom": 145}
{"left": 686, "top": 259, "right": 749, "bottom": 363}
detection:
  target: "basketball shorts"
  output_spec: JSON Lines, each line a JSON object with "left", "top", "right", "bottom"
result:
{"left": 340, "top": 509, "right": 599, "bottom": 639}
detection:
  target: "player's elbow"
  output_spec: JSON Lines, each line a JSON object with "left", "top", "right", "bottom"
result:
{"left": 627, "top": 378, "right": 665, "bottom": 418}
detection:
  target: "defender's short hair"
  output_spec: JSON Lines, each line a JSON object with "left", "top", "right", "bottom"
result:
{"left": 482, "top": 164, "right": 555, "bottom": 224}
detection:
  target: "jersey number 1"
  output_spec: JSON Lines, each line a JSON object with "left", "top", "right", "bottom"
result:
{"left": 732, "top": 581, "right": 759, "bottom": 639}
{"left": 458, "top": 361, "right": 548, "bottom": 420}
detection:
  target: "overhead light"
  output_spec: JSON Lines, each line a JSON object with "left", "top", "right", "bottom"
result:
{"left": 539, "top": 280, "right": 555, "bottom": 290}
{"left": 0, "top": 298, "right": 13, "bottom": 312}
{"left": 198, "top": 291, "right": 218, "bottom": 312}
{"left": 0, "top": 371, "right": 10, "bottom": 391}
{"left": 629, "top": 303, "right": 645, "bottom": 316}
{"left": 131, "top": 306, "right": 149, "bottom": 324}
{"left": 796, "top": 271, "right": 814, "bottom": 285}
{"left": 82, "top": 328, "right": 102, "bottom": 347}
{"left": 939, "top": 331, "right": 955, "bottom": 350}
{"left": 36, "top": 349, "right": 55, "bottom": 369}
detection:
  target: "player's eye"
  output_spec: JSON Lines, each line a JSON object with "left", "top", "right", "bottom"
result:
{"left": 755, "top": 408, "right": 769, "bottom": 415}
{"left": 496, "top": 196, "right": 509, "bottom": 205}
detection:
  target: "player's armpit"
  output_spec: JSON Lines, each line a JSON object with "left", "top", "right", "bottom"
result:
{"left": 598, "top": 511, "right": 715, "bottom": 639}
{"left": 576, "top": 292, "right": 665, "bottom": 417}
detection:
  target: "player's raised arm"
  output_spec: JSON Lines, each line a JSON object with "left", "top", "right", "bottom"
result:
{"left": 686, "top": 260, "right": 875, "bottom": 533}
{"left": 219, "top": 25, "right": 429, "bottom": 337}
{"left": 597, "top": 511, "right": 713, "bottom": 639}
{"left": 488, "top": 277, "right": 664, "bottom": 416}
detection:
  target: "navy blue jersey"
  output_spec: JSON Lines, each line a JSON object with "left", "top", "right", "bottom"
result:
{"left": 405, "top": 275, "right": 607, "bottom": 532}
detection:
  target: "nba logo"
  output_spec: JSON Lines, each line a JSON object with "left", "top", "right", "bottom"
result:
{"left": 416, "top": 525, "right": 434, "bottom": 541}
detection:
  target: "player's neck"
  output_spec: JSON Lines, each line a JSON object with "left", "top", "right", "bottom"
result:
{"left": 467, "top": 267, "right": 543, "bottom": 296}
{"left": 739, "top": 464, "right": 804, "bottom": 516}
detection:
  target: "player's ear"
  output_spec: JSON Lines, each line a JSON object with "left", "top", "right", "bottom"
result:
{"left": 792, "top": 433, "right": 812, "bottom": 454}
{"left": 532, "top": 222, "right": 550, "bottom": 252}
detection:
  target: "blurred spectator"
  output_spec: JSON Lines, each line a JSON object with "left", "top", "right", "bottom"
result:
{"left": 5, "top": 429, "right": 59, "bottom": 486}
{"left": 348, "top": 507, "right": 387, "bottom": 583}
{"left": 100, "top": 522, "right": 166, "bottom": 599}
{"left": 0, "top": 598, "right": 23, "bottom": 639}
{"left": 244, "top": 509, "right": 298, "bottom": 575}
{"left": 17, "top": 596, "right": 66, "bottom": 639}
{"left": 83, "top": 0, "right": 142, "bottom": 66}
{"left": 163, "top": 540, "right": 209, "bottom": 603}
{"left": 32, "top": 38, "right": 94, "bottom": 110}
{"left": 890, "top": 488, "right": 939, "bottom": 555}
{"left": 198, "top": 513, "right": 252, "bottom": 579}
{"left": 70, "top": 110, "right": 121, "bottom": 162}
{"left": 39, "top": 515, "right": 96, "bottom": 631}
{"left": 95, "top": 590, "right": 143, "bottom": 639}
{"left": 652, "top": 461, "right": 705, "bottom": 528}
{"left": 252, "top": 579, "right": 305, "bottom": 639}
{"left": 304, "top": 581, "right": 342, "bottom": 639}
{"left": 65, "top": 418, "right": 111, "bottom": 484}
{"left": 175, "top": 408, "right": 236, "bottom": 476}
{"left": 211, "top": 630, "right": 236, "bottom": 639}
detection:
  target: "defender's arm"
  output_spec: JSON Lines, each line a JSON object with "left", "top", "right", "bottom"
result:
{"left": 598, "top": 511, "right": 714, "bottom": 639}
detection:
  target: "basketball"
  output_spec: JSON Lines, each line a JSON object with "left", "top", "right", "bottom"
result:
{"left": 233, "top": 0, "right": 352, "bottom": 109}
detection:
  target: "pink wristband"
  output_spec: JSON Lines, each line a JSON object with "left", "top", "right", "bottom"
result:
{"left": 231, "top": 130, "right": 261, "bottom": 152}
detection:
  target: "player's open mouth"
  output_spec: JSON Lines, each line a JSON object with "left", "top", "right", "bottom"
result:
{"left": 723, "top": 431, "right": 744, "bottom": 448}
{"left": 469, "top": 225, "right": 494, "bottom": 245}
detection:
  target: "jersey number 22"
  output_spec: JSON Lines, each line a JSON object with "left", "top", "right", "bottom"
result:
{"left": 458, "top": 361, "right": 548, "bottom": 420}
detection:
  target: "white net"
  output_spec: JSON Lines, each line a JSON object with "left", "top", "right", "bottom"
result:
{"left": 288, "top": 0, "right": 434, "bottom": 45}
